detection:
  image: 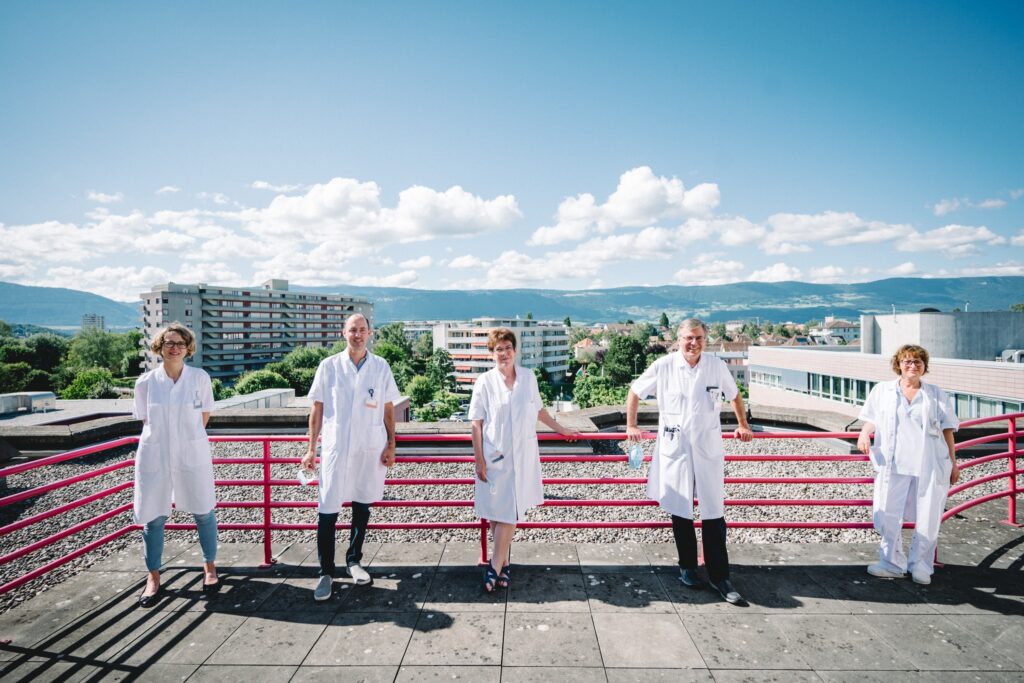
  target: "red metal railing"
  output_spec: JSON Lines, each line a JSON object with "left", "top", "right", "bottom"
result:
{"left": 0, "top": 413, "right": 1019, "bottom": 596}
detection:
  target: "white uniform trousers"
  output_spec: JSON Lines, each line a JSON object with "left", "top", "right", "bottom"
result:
{"left": 872, "top": 466, "right": 949, "bottom": 576}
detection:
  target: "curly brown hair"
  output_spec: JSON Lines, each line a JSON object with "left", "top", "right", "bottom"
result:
{"left": 891, "top": 344, "right": 929, "bottom": 375}
{"left": 150, "top": 322, "right": 197, "bottom": 357}
{"left": 487, "top": 327, "right": 517, "bottom": 351}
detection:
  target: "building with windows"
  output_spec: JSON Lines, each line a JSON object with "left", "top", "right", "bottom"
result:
{"left": 807, "top": 316, "right": 859, "bottom": 345}
{"left": 81, "top": 313, "right": 105, "bottom": 331}
{"left": 748, "top": 310, "right": 1024, "bottom": 420}
{"left": 140, "top": 279, "right": 372, "bottom": 381}
{"left": 432, "top": 317, "right": 570, "bottom": 389}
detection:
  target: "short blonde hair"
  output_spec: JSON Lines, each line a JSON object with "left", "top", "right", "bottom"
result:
{"left": 487, "top": 327, "right": 517, "bottom": 351}
{"left": 891, "top": 344, "right": 929, "bottom": 375}
{"left": 151, "top": 322, "right": 197, "bottom": 357}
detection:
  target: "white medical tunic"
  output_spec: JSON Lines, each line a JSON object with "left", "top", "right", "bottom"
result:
{"left": 308, "top": 351, "right": 400, "bottom": 513}
{"left": 630, "top": 353, "right": 738, "bottom": 520}
{"left": 133, "top": 364, "right": 216, "bottom": 525}
{"left": 468, "top": 366, "right": 545, "bottom": 524}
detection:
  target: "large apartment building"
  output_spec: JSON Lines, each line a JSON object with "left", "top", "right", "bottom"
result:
{"left": 140, "top": 279, "right": 372, "bottom": 381}
{"left": 749, "top": 311, "right": 1024, "bottom": 420}
{"left": 431, "top": 317, "right": 570, "bottom": 388}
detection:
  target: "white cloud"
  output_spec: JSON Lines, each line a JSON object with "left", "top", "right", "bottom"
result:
{"left": 976, "top": 198, "right": 1007, "bottom": 210}
{"left": 932, "top": 197, "right": 962, "bottom": 216}
{"left": 133, "top": 230, "right": 197, "bottom": 253}
{"left": 748, "top": 262, "right": 802, "bottom": 282}
{"left": 679, "top": 216, "right": 766, "bottom": 247}
{"left": 528, "top": 166, "right": 719, "bottom": 246}
{"left": 956, "top": 261, "right": 1024, "bottom": 277}
{"left": 197, "top": 191, "right": 236, "bottom": 206}
{"left": 762, "top": 211, "right": 914, "bottom": 254}
{"left": 887, "top": 261, "right": 919, "bottom": 276}
{"left": 806, "top": 265, "right": 847, "bottom": 284}
{"left": 155, "top": 185, "right": 181, "bottom": 195}
{"left": 897, "top": 224, "right": 1005, "bottom": 257}
{"left": 1011, "top": 188, "right": 1024, "bottom": 200}
{"left": 399, "top": 255, "right": 433, "bottom": 269}
{"left": 86, "top": 190, "right": 124, "bottom": 204}
{"left": 251, "top": 180, "right": 303, "bottom": 193}
{"left": 673, "top": 253, "right": 744, "bottom": 286}
{"left": 448, "top": 254, "right": 489, "bottom": 269}
{"left": 1010, "top": 230, "right": 1024, "bottom": 247}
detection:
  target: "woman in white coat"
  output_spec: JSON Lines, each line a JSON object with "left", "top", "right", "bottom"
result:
{"left": 857, "top": 344, "right": 959, "bottom": 585}
{"left": 470, "top": 327, "right": 578, "bottom": 592}
{"left": 133, "top": 323, "right": 219, "bottom": 607}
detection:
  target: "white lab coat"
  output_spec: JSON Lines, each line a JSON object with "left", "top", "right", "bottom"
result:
{"left": 859, "top": 379, "right": 958, "bottom": 575}
{"left": 631, "top": 353, "right": 738, "bottom": 520}
{"left": 133, "top": 364, "right": 216, "bottom": 525}
{"left": 309, "top": 351, "right": 400, "bottom": 513}
{"left": 469, "top": 366, "right": 545, "bottom": 524}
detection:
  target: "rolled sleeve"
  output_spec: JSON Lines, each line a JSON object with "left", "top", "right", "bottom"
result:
{"left": 383, "top": 366, "right": 401, "bottom": 404}
{"left": 938, "top": 393, "right": 959, "bottom": 431}
{"left": 859, "top": 385, "right": 882, "bottom": 425}
{"left": 719, "top": 361, "right": 739, "bottom": 401}
{"left": 201, "top": 374, "right": 214, "bottom": 411}
{"left": 530, "top": 373, "right": 543, "bottom": 413}
{"left": 308, "top": 362, "right": 327, "bottom": 403}
{"left": 468, "top": 377, "right": 488, "bottom": 421}
{"left": 133, "top": 375, "right": 148, "bottom": 422}
{"left": 630, "top": 363, "right": 659, "bottom": 399}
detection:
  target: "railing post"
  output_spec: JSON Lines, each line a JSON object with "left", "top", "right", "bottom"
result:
{"left": 1005, "top": 417, "right": 1020, "bottom": 528}
{"left": 479, "top": 517, "right": 489, "bottom": 566}
{"left": 261, "top": 438, "right": 275, "bottom": 566}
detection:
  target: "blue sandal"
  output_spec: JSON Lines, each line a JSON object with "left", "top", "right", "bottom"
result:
{"left": 483, "top": 562, "right": 498, "bottom": 593}
{"left": 498, "top": 565, "right": 511, "bottom": 589}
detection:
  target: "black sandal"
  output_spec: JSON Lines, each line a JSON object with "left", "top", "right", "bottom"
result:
{"left": 497, "top": 565, "right": 510, "bottom": 589}
{"left": 482, "top": 562, "right": 498, "bottom": 593}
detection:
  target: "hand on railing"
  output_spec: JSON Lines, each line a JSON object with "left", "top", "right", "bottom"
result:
{"left": 625, "top": 425, "right": 645, "bottom": 442}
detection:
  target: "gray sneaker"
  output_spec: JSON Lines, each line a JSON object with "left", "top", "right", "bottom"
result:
{"left": 314, "top": 575, "right": 333, "bottom": 601}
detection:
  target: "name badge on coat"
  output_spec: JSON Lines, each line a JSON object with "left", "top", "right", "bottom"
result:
{"left": 192, "top": 391, "right": 203, "bottom": 409}
{"left": 365, "top": 388, "right": 378, "bottom": 409}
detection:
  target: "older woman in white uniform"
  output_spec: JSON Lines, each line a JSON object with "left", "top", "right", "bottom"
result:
{"left": 133, "top": 322, "right": 219, "bottom": 608}
{"left": 470, "top": 327, "right": 578, "bottom": 592}
{"left": 858, "top": 344, "right": 959, "bottom": 585}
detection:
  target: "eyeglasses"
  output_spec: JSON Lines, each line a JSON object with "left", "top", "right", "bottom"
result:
{"left": 900, "top": 359, "right": 923, "bottom": 367}
{"left": 163, "top": 341, "right": 188, "bottom": 349}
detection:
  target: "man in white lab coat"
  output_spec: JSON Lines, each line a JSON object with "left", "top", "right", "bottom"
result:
{"left": 302, "top": 314, "right": 400, "bottom": 600}
{"left": 626, "top": 318, "right": 754, "bottom": 605}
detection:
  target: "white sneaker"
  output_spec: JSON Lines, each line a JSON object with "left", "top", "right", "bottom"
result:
{"left": 867, "top": 563, "right": 905, "bottom": 579}
{"left": 911, "top": 570, "right": 931, "bottom": 585}
{"left": 313, "top": 575, "right": 333, "bottom": 601}
{"left": 347, "top": 563, "right": 372, "bottom": 585}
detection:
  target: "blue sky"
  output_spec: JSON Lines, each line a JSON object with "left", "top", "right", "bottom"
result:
{"left": 1, "top": 1, "right": 1022, "bottom": 300}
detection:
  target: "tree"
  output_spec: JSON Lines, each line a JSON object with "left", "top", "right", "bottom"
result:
{"left": 407, "top": 375, "right": 438, "bottom": 407}
{"left": 25, "top": 334, "right": 69, "bottom": 373}
{"left": 61, "top": 367, "right": 116, "bottom": 399}
{"left": 373, "top": 341, "right": 408, "bottom": 369}
{"left": 1011, "top": 303, "right": 1024, "bottom": 312}
{"left": 0, "top": 338, "right": 33, "bottom": 365}
{"left": 569, "top": 327, "right": 590, "bottom": 346}
{"left": 412, "top": 331, "right": 434, "bottom": 360}
{"left": 533, "top": 367, "right": 556, "bottom": 405}
{"left": 234, "top": 369, "right": 290, "bottom": 395}
{"left": 631, "top": 322, "right": 657, "bottom": 341}
{"left": 659, "top": 312, "right": 670, "bottom": 328}
{"left": 211, "top": 378, "right": 236, "bottom": 401}
{"left": 735, "top": 379, "right": 749, "bottom": 399}
{"left": 0, "top": 320, "right": 12, "bottom": 337}
{"left": 426, "top": 349, "right": 456, "bottom": 392}
{"left": 602, "top": 335, "right": 646, "bottom": 385}
{"left": 711, "top": 322, "right": 729, "bottom": 341}
{"left": 0, "top": 362, "right": 33, "bottom": 392}
{"left": 572, "top": 374, "right": 630, "bottom": 409}
{"left": 67, "top": 328, "right": 139, "bottom": 374}
{"left": 375, "top": 322, "right": 412, "bottom": 355}
{"left": 281, "top": 345, "right": 331, "bottom": 369}
{"left": 563, "top": 316, "right": 572, "bottom": 327}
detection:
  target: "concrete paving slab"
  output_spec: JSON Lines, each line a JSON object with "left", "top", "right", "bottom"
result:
{"left": 900, "top": 569, "right": 1024, "bottom": 616}
{"left": 369, "top": 543, "right": 441, "bottom": 568}
{"left": 939, "top": 539, "right": 1024, "bottom": 571}
{"left": 943, "top": 614, "right": 1024, "bottom": 669}
{"left": 657, "top": 572, "right": 740, "bottom": 614}
{"left": 0, "top": 609, "right": 84, "bottom": 659}
{"left": 502, "top": 612, "right": 603, "bottom": 667}
{"left": 0, "top": 659, "right": 198, "bottom": 682}
{"left": 402, "top": 612, "right": 503, "bottom": 665}
{"left": 12, "top": 570, "right": 138, "bottom": 616}
{"left": 605, "top": 670, "right": 714, "bottom": 682}
{"left": 584, "top": 571, "right": 675, "bottom": 613}
{"left": 205, "top": 611, "right": 330, "bottom": 665}
{"left": 270, "top": 541, "right": 315, "bottom": 570}
{"left": 422, "top": 569, "right": 506, "bottom": 612}
{"left": 501, "top": 666, "right": 608, "bottom": 682}
{"left": 808, "top": 566, "right": 938, "bottom": 614}
{"left": 710, "top": 671, "right": 823, "bottom": 682}
{"left": 113, "top": 610, "right": 246, "bottom": 666}
{"left": 859, "top": 613, "right": 1022, "bottom": 672}
{"left": 181, "top": 574, "right": 283, "bottom": 613}
{"left": 395, "top": 664, "right": 500, "bottom": 681}
{"left": 578, "top": 543, "right": 651, "bottom": 572}
{"left": 770, "top": 613, "right": 914, "bottom": 670}
{"left": 641, "top": 542, "right": 679, "bottom": 567}
{"left": 188, "top": 664, "right": 297, "bottom": 682}
{"left": 255, "top": 576, "right": 348, "bottom": 613}
{"left": 726, "top": 542, "right": 878, "bottom": 567}
{"left": 506, "top": 570, "right": 590, "bottom": 612}
{"left": 303, "top": 611, "right": 417, "bottom": 666}
{"left": 511, "top": 542, "right": 580, "bottom": 570}
{"left": 592, "top": 612, "right": 704, "bottom": 668}
{"left": 737, "top": 566, "right": 849, "bottom": 613}
{"left": 338, "top": 570, "right": 432, "bottom": 613}
{"left": 438, "top": 541, "right": 484, "bottom": 570}
{"left": 683, "top": 614, "right": 812, "bottom": 670}
{"left": 292, "top": 665, "right": 398, "bottom": 682}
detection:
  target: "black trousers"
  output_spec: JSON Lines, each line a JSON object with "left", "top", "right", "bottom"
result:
{"left": 317, "top": 502, "right": 371, "bottom": 577}
{"left": 672, "top": 515, "right": 729, "bottom": 583}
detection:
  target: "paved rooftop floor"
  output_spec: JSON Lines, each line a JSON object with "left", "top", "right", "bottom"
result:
{"left": 1, "top": 517, "right": 1022, "bottom": 682}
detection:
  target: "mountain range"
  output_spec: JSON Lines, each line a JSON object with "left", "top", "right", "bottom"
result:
{"left": 1, "top": 277, "right": 1021, "bottom": 328}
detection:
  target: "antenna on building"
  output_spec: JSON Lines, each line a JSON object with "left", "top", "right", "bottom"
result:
{"left": 964, "top": 301, "right": 970, "bottom": 312}
{"left": 891, "top": 304, "right": 896, "bottom": 319}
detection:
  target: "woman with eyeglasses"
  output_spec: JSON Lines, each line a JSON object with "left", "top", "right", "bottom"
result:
{"left": 857, "top": 344, "right": 959, "bottom": 585}
{"left": 469, "top": 327, "right": 579, "bottom": 593}
{"left": 133, "top": 322, "right": 220, "bottom": 607}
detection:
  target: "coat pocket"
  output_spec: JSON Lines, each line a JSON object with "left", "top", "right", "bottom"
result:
{"left": 181, "top": 437, "right": 213, "bottom": 471}
{"left": 658, "top": 416, "right": 685, "bottom": 459}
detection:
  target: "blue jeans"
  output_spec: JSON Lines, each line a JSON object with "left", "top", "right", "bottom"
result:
{"left": 143, "top": 510, "right": 218, "bottom": 572}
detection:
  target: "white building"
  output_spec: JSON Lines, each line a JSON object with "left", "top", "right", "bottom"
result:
{"left": 808, "top": 316, "right": 859, "bottom": 345}
{"left": 433, "top": 317, "right": 570, "bottom": 389}
{"left": 140, "top": 279, "right": 372, "bottom": 382}
{"left": 81, "top": 313, "right": 105, "bottom": 331}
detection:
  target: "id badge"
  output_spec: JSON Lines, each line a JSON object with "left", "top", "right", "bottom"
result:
{"left": 193, "top": 391, "right": 203, "bottom": 409}
{"left": 365, "top": 388, "right": 378, "bottom": 409}
{"left": 927, "top": 420, "right": 940, "bottom": 437}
